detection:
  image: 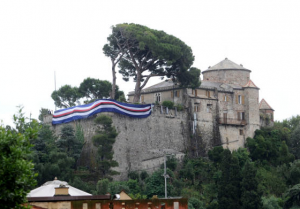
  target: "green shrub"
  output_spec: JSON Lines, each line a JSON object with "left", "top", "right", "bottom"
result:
{"left": 162, "top": 100, "right": 174, "bottom": 109}
{"left": 175, "top": 104, "right": 184, "bottom": 111}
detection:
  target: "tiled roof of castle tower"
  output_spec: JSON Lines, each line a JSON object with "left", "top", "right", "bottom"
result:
{"left": 243, "top": 79, "right": 259, "bottom": 88}
{"left": 259, "top": 99, "right": 274, "bottom": 110}
{"left": 203, "top": 58, "right": 249, "bottom": 72}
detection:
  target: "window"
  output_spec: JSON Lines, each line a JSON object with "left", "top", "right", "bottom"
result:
{"left": 172, "top": 90, "right": 180, "bottom": 98}
{"left": 141, "top": 95, "right": 144, "bottom": 103}
{"left": 195, "top": 89, "right": 198, "bottom": 97}
{"left": 155, "top": 93, "right": 161, "bottom": 102}
{"left": 236, "top": 95, "right": 245, "bottom": 104}
{"left": 194, "top": 105, "right": 199, "bottom": 112}
{"left": 83, "top": 203, "right": 88, "bottom": 209}
{"left": 206, "top": 90, "right": 210, "bottom": 98}
{"left": 237, "top": 112, "right": 245, "bottom": 121}
{"left": 238, "top": 95, "right": 242, "bottom": 104}
{"left": 206, "top": 104, "right": 212, "bottom": 113}
{"left": 96, "top": 203, "right": 101, "bottom": 209}
{"left": 174, "top": 202, "right": 179, "bottom": 209}
{"left": 224, "top": 95, "right": 227, "bottom": 102}
{"left": 223, "top": 113, "right": 227, "bottom": 124}
{"left": 240, "top": 129, "right": 244, "bottom": 135}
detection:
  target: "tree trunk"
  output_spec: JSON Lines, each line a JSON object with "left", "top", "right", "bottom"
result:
{"left": 133, "top": 71, "right": 142, "bottom": 103}
{"left": 111, "top": 62, "right": 116, "bottom": 100}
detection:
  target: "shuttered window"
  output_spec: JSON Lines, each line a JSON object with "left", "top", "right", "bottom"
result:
{"left": 206, "top": 90, "right": 210, "bottom": 98}
{"left": 236, "top": 95, "right": 245, "bottom": 104}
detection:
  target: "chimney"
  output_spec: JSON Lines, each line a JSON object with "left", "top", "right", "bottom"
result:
{"left": 54, "top": 184, "right": 70, "bottom": 196}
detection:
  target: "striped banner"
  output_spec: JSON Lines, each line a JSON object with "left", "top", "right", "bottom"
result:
{"left": 52, "top": 99, "right": 152, "bottom": 125}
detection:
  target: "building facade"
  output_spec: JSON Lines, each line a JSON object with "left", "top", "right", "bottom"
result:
{"left": 128, "top": 58, "right": 274, "bottom": 150}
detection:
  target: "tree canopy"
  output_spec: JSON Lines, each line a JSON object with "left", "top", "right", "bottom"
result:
{"left": 104, "top": 23, "right": 201, "bottom": 102}
{"left": 51, "top": 78, "right": 125, "bottom": 109}
{"left": 51, "top": 84, "right": 80, "bottom": 108}
{"left": 0, "top": 107, "right": 39, "bottom": 209}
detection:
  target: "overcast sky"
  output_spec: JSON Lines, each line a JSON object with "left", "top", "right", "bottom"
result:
{"left": 0, "top": 0, "right": 299, "bottom": 127}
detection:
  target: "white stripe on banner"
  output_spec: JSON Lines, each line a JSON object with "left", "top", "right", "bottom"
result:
{"left": 52, "top": 99, "right": 152, "bottom": 125}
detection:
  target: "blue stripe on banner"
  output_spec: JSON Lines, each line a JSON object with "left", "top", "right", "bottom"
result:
{"left": 52, "top": 99, "right": 152, "bottom": 125}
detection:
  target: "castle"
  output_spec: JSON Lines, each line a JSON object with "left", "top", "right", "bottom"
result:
{"left": 46, "top": 58, "right": 274, "bottom": 179}
{"left": 128, "top": 58, "right": 274, "bottom": 151}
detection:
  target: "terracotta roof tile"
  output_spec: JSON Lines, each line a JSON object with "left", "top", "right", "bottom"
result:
{"left": 243, "top": 80, "right": 259, "bottom": 88}
{"left": 259, "top": 99, "right": 274, "bottom": 110}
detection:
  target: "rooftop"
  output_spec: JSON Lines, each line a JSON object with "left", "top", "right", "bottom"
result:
{"left": 259, "top": 99, "right": 274, "bottom": 110}
{"left": 203, "top": 58, "right": 250, "bottom": 72}
{"left": 27, "top": 178, "right": 92, "bottom": 197}
{"left": 243, "top": 79, "right": 259, "bottom": 89}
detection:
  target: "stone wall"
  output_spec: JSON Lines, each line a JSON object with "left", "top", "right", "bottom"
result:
{"left": 45, "top": 106, "right": 189, "bottom": 180}
{"left": 203, "top": 69, "right": 250, "bottom": 86}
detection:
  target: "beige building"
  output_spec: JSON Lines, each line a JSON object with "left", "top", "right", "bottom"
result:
{"left": 128, "top": 58, "right": 274, "bottom": 150}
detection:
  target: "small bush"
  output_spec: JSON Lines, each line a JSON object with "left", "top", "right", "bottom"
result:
{"left": 140, "top": 171, "right": 149, "bottom": 181}
{"left": 162, "top": 100, "right": 174, "bottom": 109}
{"left": 175, "top": 104, "right": 184, "bottom": 111}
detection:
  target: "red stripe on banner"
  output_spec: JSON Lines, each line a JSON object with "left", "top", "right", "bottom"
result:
{"left": 53, "top": 101, "right": 151, "bottom": 118}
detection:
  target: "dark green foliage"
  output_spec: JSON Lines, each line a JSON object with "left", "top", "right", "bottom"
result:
{"left": 188, "top": 197, "right": 205, "bottom": 209}
{"left": 246, "top": 128, "right": 294, "bottom": 166}
{"left": 240, "top": 162, "right": 263, "bottom": 209}
{"left": 284, "top": 184, "right": 300, "bottom": 209}
{"left": 166, "top": 156, "right": 178, "bottom": 171}
{"left": 93, "top": 115, "right": 118, "bottom": 177}
{"left": 96, "top": 178, "right": 109, "bottom": 195}
{"left": 232, "top": 148, "right": 250, "bottom": 168}
{"left": 177, "top": 67, "right": 201, "bottom": 89}
{"left": 0, "top": 108, "right": 39, "bottom": 209}
{"left": 127, "top": 179, "right": 140, "bottom": 194}
{"left": 128, "top": 171, "right": 139, "bottom": 180}
{"left": 75, "top": 123, "right": 84, "bottom": 145}
{"left": 278, "top": 141, "right": 295, "bottom": 164}
{"left": 218, "top": 149, "right": 241, "bottom": 209}
{"left": 175, "top": 104, "right": 184, "bottom": 111}
{"left": 145, "top": 169, "right": 174, "bottom": 198}
{"left": 208, "top": 146, "right": 224, "bottom": 165}
{"left": 69, "top": 176, "right": 96, "bottom": 194}
{"left": 78, "top": 78, "right": 125, "bottom": 103}
{"left": 40, "top": 151, "right": 75, "bottom": 182}
{"left": 51, "top": 84, "right": 80, "bottom": 108}
{"left": 262, "top": 195, "right": 283, "bottom": 209}
{"left": 162, "top": 100, "right": 174, "bottom": 109}
{"left": 78, "top": 78, "right": 111, "bottom": 102}
{"left": 140, "top": 171, "right": 149, "bottom": 181}
{"left": 108, "top": 181, "right": 130, "bottom": 195}
{"left": 106, "top": 23, "right": 200, "bottom": 102}
{"left": 256, "top": 166, "right": 287, "bottom": 196}
{"left": 290, "top": 126, "right": 300, "bottom": 159}
{"left": 57, "top": 125, "right": 83, "bottom": 165}
{"left": 38, "top": 108, "right": 49, "bottom": 122}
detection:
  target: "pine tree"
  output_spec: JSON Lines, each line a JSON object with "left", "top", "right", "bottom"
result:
{"left": 218, "top": 149, "right": 241, "bottom": 209}
{"left": 241, "top": 161, "right": 262, "bottom": 209}
{"left": 92, "top": 115, "right": 119, "bottom": 177}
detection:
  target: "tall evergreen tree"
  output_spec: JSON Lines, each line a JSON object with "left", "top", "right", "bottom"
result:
{"left": 218, "top": 149, "right": 241, "bottom": 209}
{"left": 241, "top": 161, "right": 262, "bottom": 209}
{"left": 92, "top": 115, "right": 118, "bottom": 177}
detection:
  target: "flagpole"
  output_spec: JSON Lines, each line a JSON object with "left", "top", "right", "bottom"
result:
{"left": 54, "top": 71, "right": 57, "bottom": 111}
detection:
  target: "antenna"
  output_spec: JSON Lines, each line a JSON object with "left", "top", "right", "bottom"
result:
{"left": 54, "top": 71, "right": 57, "bottom": 111}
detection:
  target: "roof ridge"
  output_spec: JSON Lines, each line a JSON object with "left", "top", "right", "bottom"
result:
{"left": 259, "top": 98, "right": 274, "bottom": 110}
{"left": 243, "top": 79, "right": 258, "bottom": 88}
